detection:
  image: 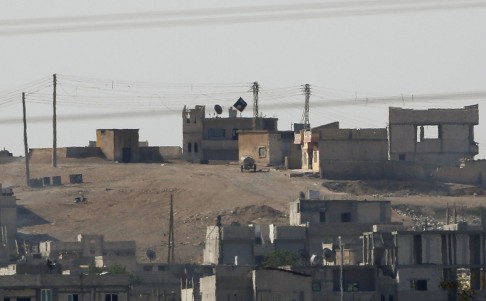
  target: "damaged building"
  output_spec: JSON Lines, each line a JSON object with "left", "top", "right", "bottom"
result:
{"left": 388, "top": 104, "right": 479, "bottom": 165}
{"left": 296, "top": 105, "right": 481, "bottom": 182}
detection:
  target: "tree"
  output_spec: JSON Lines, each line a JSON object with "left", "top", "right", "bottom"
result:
{"left": 262, "top": 250, "right": 298, "bottom": 268}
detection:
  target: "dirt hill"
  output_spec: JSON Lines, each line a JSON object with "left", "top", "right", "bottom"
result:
{"left": 1, "top": 158, "right": 484, "bottom": 263}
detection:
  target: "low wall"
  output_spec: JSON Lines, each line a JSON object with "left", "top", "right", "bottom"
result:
{"left": 320, "top": 160, "right": 433, "bottom": 181}
{"left": 320, "top": 159, "right": 486, "bottom": 187}
{"left": 66, "top": 147, "right": 104, "bottom": 158}
{"left": 139, "top": 146, "right": 182, "bottom": 162}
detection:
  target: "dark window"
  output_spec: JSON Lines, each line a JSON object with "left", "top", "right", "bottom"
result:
{"left": 312, "top": 281, "right": 322, "bottom": 292}
{"left": 188, "top": 142, "right": 192, "bottom": 153}
{"left": 158, "top": 265, "right": 166, "bottom": 271}
{"left": 232, "top": 128, "right": 239, "bottom": 140}
{"left": 381, "top": 295, "right": 385, "bottom": 301}
{"left": 297, "top": 203, "right": 300, "bottom": 213}
{"left": 255, "top": 237, "right": 262, "bottom": 245}
{"left": 105, "top": 294, "right": 118, "bottom": 301}
{"left": 67, "top": 294, "right": 79, "bottom": 301}
{"left": 194, "top": 143, "right": 198, "bottom": 153}
{"left": 258, "top": 147, "right": 267, "bottom": 158}
{"left": 319, "top": 212, "right": 326, "bottom": 222}
{"left": 347, "top": 282, "right": 359, "bottom": 292}
{"left": 341, "top": 213, "right": 351, "bottom": 222}
{"left": 410, "top": 279, "right": 428, "bottom": 291}
{"left": 413, "top": 235, "right": 422, "bottom": 264}
{"left": 398, "top": 153, "right": 406, "bottom": 161}
{"left": 208, "top": 128, "right": 225, "bottom": 138}
{"left": 4, "top": 298, "right": 11, "bottom": 301}
{"left": 388, "top": 295, "right": 394, "bottom": 301}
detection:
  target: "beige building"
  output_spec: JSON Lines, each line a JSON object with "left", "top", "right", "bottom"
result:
{"left": 295, "top": 122, "right": 388, "bottom": 177}
{"left": 96, "top": 129, "right": 140, "bottom": 162}
{"left": 238, "top": 130, "right": 301, "bottom": 169}
{"left": 0, "top": 183, "right": 18, "bottom": 265}
{"left": 182, "top": 105, "right": 278, "bottom": 162}
{"left": 388, "top": 105, "right": 479, "bottom": 165}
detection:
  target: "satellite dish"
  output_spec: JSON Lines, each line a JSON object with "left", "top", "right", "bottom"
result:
{"left": 214, "top": 104, "right": 223, "bottom": 115}
{"left": 146, "top": 249, "right": 156, "bottom": 262}
{"left": 310, "top": 254, "right": 323, "bottom": 266}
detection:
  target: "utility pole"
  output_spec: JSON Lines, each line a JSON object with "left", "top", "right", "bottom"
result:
{"left": 216, "top": 215, "right": 222, "bottom": 264}
{"left": 303, "top": 84, "right": 311, "bottom": 130}
{"left": 339, "top": 236, "right": 343, "bottom": 301}
{"left": 22, "top": 92, "right": 30, "bottom": 186}
{"left": 167, "top": 193, "right": 175, "bottom": 263}
{"left": 252, "top": 81, "right": 259, "bottom": 130}
{"left": 52, "top": 73, "right": 57, "bottom": 167}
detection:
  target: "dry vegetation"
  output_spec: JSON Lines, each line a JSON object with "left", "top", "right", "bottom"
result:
{"left": 1, "top": 158, "right": 485, "bottom": 263}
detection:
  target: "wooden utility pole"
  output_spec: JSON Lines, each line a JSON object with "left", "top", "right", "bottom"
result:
{"left": 22, "top": 92, "right": 30, "bottom": 186}
{"left": 252, "top": 81, "right": 259, "bottom": 130}
{"left": 167, "top": 193, "right": 175, "bottom": 263}
{"left": 52, "top": 73, "right": 57, "bottom": 167}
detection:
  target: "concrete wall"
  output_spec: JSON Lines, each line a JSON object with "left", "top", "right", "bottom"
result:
{"left": 396, "top": 266, "right": 447, "bottom": 301}
{"left": 290, "top": 200, "right": 391, "bottom": 226}
{"left": 0, "top": 194, "right": 17, "bottom": 264}
{"left": 252, "top": 269, "right": 312, "bottom": 301}
{"left": 238, "top": 131, "right": 301, "bottom": 168}
{"left": 200, "top": 266, "right": 253, "bottom": 301}
{"left": 389, "top": 105, "right": 479, "bottom": 166}
{"left": 66, "top": 147, "right": 105, "bottom": 158}
{"left": 0, "top": 274, "right": 130, "bottom": 301}
{"left": 139, "top": 146, "right": 182, "bottom": 162}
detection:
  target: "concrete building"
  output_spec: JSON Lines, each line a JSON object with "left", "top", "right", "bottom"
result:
{"left": 96, "top": 128, "right": 140, "bottom": 162}
{"left": 39, "top": 234, "right": 137, "bottom": 273}
{"left": 238, "top": 130, "right": 301, "bottom": 169}
{"left": 388, "top": 105, "right": 479, "bottom": 165}
{"left": 182, "top": 105, "right": 278, "bottom": 162}
{"left": 363, "top": 219, "right": 486, "bottom": 301}
{"left": 203, "top": 224, "right": 255, "bottom": 266}
{"left": 0, "top": 274, "right": 130, "bottom": 301}
{"left": 294, "top": 122, "right": 388, "bottom": 178}
{"left": 294, "top": 122, "right": 339, "bottom": 172}
{"left": 0, "top": 183, "right": 18, "bottom": 265}
{"left": 204, "top": 191, "right": 397, "bottom": 267}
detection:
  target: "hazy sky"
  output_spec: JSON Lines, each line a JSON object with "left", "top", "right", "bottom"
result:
{"left": 1, "top": 0, "right": 486, "bottom": 157}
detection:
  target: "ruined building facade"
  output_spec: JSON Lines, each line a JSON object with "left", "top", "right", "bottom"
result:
{"left": 388, "top": 105, "right": 479, "bottom": 165}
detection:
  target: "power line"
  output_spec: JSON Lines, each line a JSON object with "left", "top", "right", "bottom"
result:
{"left": 1, "top": 0, "right": 485, "bottom": 35}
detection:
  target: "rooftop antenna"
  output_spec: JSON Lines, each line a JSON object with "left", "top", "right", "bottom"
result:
{"left": 167, "top": 193, "right": 175, "bottom": 263}
{"left": 252, "top": 82, "right": 259, "bottom": 130}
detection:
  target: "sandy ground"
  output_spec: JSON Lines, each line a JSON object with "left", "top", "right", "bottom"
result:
{"left": 1, "top": 158, "right": 485, "bottom": 263}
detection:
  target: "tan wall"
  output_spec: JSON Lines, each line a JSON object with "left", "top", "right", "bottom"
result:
{"left": 97, "top": 129, "right": 115, "bottom": 160}
{"left": 252, "top": 270, "right": 312, "bottom": 301}
{"left": 238, "top": 132, "right": 271, "bottom": 166}
{"left": 389, "top": 106, "right": 479, "bottom": 125}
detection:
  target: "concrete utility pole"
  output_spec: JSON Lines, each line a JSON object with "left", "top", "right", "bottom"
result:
{"left": 52, "top": 73, "right": 57, "bottom": 167}
{"left": 252, "top": 81, "right": 259, "bottom": 130}
{"left": 167, "top": 193, "right": 175, "bottom": 263}
{"left": 303, "top": 84, "right": 311, "bottom": 130}
{"left": 22, "top": 92, "right": 30, "bottom": 186}
{"left": 216, "top": 215, "right": 222, "bottom": 264}
{"left": 339, "top": 236, "right": 343, "bottom": 301}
